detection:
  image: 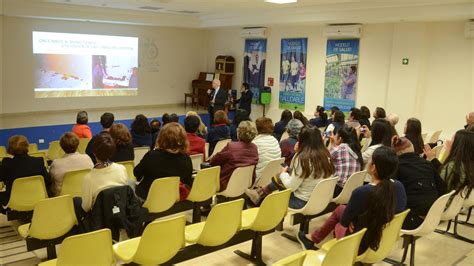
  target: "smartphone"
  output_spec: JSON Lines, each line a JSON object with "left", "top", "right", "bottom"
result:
{"left": 360, "top": 127, "right": 366, "bottom": 134}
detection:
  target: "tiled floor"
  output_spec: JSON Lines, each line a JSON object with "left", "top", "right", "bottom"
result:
{"left": 1, "top": 211, "right": 473, "bottom": 265}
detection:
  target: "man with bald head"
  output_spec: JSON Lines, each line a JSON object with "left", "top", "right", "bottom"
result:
{"left": 207, "top": 79, "right": 228, "bottom": 125}
{"left": 465, "top": 112, "right": 474, "bottom": 129}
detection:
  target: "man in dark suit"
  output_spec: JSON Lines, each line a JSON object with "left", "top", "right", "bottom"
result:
{"left": 207, "top": 79, "right": 228, "bottom": 125}
{"left": 236, "top": 82, "right": 253, "bottom": 116}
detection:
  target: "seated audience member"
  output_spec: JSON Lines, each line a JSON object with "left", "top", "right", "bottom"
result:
{"left": 50, "top": 133, "right": 94, "bottom": 196}
{"left": 72, "top": 111, "right": 92, "bottom": 139}
{"left": 280, "top": 119, "right": 304, "bottom": 166}
{"left": 326, "top": 106, "right": 340, "bottom": 126}
{"left": 0, "top": 135, "right": 52, "bottom": 212}
{"left": 309, "top": 105, "right": 328, "bottom": 128}
{"left": 359, "top": 106, "right": 371, "bottom": 129}
{"left": 293, "top": 111, "right": 309, "bottom": 127}
{"left": 150, "top": 119, "right": 161, "bottom": 149}
{"left": 207, "top": 110, "right": 231, "bottom": 156}
{"left": 386, "top": 113, "right": 399, "bottom": 127}
{"left": 274, "top": 109, "right": 292, "bottom": 141}
{"left": 345, "top": 108, "right": 361, "bottom": 129}
{"left": 109, "top": 123, "right": 134, "bottom": 163}
{"left": 230, "top": 109, "right": 250, "bottom": 141}
{"left": 465, "top": 112, "right": 474, "bottom": 129}
{"left": 373, "top": 107, "right": 386, "bottom": 119}
{"left": 404, "top": 118, "right": 424, "bottom": 155}
{"left": 134, "top": 123, "right": 193, "bottom": 200}
{"left": 393, "top": 137, "right": 446, "bottom": 230}
{"left": 162, "top": 113, "right": 171, "bottom": 125}
{"left": 246, "top": 127, "right": 335, "bottom": 209}
{"left": 235, "top": 82, "right": 253, "bottom": 116}
{"left": 297, "top": 146, "right": 407, "bottom": 251}
{"left": 186, "top": 111, "right": 208, "bottom": 138}
{"left": 130, "top": 114, "right": 152, "bottom": 147}
{"left": 361, "top": 119, "right": 393, "bottom": 167}
{"left": 184, "top": 115, "right": 206, "bottom": 158}
{"left": 210, "top": 121, "right": 259, "bottom": 190}
{"left": 169, "top": 113, "right": 179, "bottom": 123}
{"left": 86, "top": 112, "right": 114, "bottom": 163}
{"left": 253, "top": 117, "right": 283, "bottom": 183}
{"left": 326, "top": 110, "right": 345, "bottom": 134}
{"left": 327, "top": 126, "right": 363, "bottom": 197}
{"left": 77, "top": 133, "right": 129, "bottom": 214}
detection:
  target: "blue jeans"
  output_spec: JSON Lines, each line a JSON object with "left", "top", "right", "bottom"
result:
{"left": 289, "top": 193, "right": 307, "bottom": 209}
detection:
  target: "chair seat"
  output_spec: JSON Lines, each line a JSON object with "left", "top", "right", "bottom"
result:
{"left": 303, "top": 249, "right": 326, "bottom": 266}
{"left": 241, "top": 208, "right": 259, "bottom": 229}
{"left": 39, "top": 259, "right": 57, "bottom": 266}
{"left": 113, "top": 237, "right": 140, "bottom": 263}
{"left": 185, "top": 222, "right": 205, "bottom": 244}
{"left": 18, "top": 224, "right": 30, "bottom": 238}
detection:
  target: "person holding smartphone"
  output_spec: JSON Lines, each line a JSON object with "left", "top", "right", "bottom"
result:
{"left": 245, "top": 127, "right": 335, "bottom": 209}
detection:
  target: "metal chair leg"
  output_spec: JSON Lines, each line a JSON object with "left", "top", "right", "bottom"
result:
{"left": 400, "top": 235, "right": 411, "bottom": 264}
{"left": 409, "top": 237, "right": 416, "bottom": 266}
{"left": 46, "top": 244, "right": 57, "bottom": 260}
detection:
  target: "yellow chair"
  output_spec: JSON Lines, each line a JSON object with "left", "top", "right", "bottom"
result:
{"left": 186, "top": 166, "right": 220, "bottom": 223}
{"left": 47, "top": 140, "right": 65, "bottom": 161}
{"left": 235, "top": 189, "right": 292, "bottom": 265}
{"left": 29, "top": 151, "right": 48, "bottom": 168}
{"left": 256, "top": 157, "right": 285, "bottom": 187}
{"left": 208, "top": 139, "right": 231, "bottom": 159}
{"left": 39, "top": 229, "right": 114, "bottom": 266}
{"left": 273, "top": 251, "right": 306, "bottom": 266}
{"left": 118, "top": 160, "right": 137, "bottom": 181}
{"left": 280, "top": 131, "right": 290, "bottom": 142}
{"left": 190, "top": 153, "right": 204, "bottom": 171}
{"left": 356, "top": 209, "right": 410, "bottom": 264}
{"left": 428, "top": 130, "right": 442, "bottom": 143}
{"left": 133, "top": 146, "right": 150, "bottom": 166}
{"left": 276, "top": 228, "right": 368, "bottom": 266}
{"left": 185, "top": 199, "right": 244, "bottom": 246}
{"left": 77, "top": 138, "right": 90, "bottom": 154}
{"left": 29, "top": 143, "right": 39, "bottom": 153}
{"left": 60, "top": 169, "right": 90, "bottom": 197}
{"left": 18, "top": 195, "right": 78, "bottom": 259}
{"left": 113, "top": 215, "right": 186, "bottom": 265}
{"left": 7, "top": 175, "right": 48, "bottom": 212}
{"left": 0, "top": 146, "right": 7, "bottom": 157}
{"left": 217, "top": 165, "right": 255, "bottom": 199}
{"left": 143, "top": 177, "right": 180, "bottom": 213}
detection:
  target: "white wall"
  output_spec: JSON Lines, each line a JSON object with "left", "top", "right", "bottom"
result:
{"left": 206, "top": 21, "right": 473, "bottom": 139}
{"left": 1, "top": 16, "right": 207, "bottom": 116}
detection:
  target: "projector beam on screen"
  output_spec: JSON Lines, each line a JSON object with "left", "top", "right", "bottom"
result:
{"left": 32, "top": 31, "right": 139, "bottom": 98}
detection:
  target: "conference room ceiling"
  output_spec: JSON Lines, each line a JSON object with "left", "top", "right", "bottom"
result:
{"left": 3, "top": 0, "right": 473, "bottom": 27}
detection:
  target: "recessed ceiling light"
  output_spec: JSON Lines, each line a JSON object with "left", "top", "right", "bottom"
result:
{"left": 264, "top": 0, "right": 298, "bottom": 4}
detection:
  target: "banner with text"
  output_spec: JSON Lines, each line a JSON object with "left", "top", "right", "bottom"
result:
{"left": 279, "top": 38, "right": 307, "bottom": 110}
{"left": 244, "top": 39, "right": 267, "bottom": 104}
{"left": 323, "top": 39, "right": 359, "bottom": 112}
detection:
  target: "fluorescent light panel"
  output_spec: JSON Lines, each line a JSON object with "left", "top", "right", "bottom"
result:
{"left": 264, "top": 0, "right": 298, "bottom": 4}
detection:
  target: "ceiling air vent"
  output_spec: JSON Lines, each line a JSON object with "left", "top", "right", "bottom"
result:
{"left": 139, "top": 6, "right": 163, "bottom": 11}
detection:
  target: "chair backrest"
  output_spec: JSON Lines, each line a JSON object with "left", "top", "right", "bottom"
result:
{"left": 197, "top": 199, "right": 244, "bottom": 246}
{"left": 56, "top": 229, "right": 113, "bottom": 266}
{"left": 323, "top": 228, "right": 367, "bottom": 266}
{"left": 219, "top": 165, "right": 255, "bottom": 198}
{"left": 408, "top": 190, "right": 455, "bottom": 236}
{"left": 187, "top": 166, "right": 220, "bottom": 202}
{"left": 117, "top": 161, "right": 136, "bottom": 181}
{"left": 463, "top": 190, "right": 474, "bottom": 208}
{"left": 60, "top": 169, "right": 90, "bottom": 197}
{"left": 421, "top": 133, "right": 428, "bottom": 142}
{"left": 428, "top": 130, "right": 442, "bottom": 144}
{"left": 29, "top": 143, "right": 38, "bottom": 153}
{"left": 28, "top": 195, "right": 77, "bottom": 240}
{"left": 133, "top": 146, "right": 150, "bottom": 166}
{"left": 431, "top": 145, "right": 443, "bottom": 159}
{"left": 256, "top": 157, "right": 285, "bottom": 187}
{"left": 28, "top": 151, "right": 48, "bottom": 168}
{"left": 273, "top": 251, "right": 307, "bottom": 266}
{"left": 441, "top": 189, "right": 468, "bottom": 221}
{"left": 332, "top": 171, "right": 366, "bottom": 205}
{"left": 143, "top": 177, "right": 180, "bottom": 213}
{"left": 7, "top": 175, "right": 48, "bottom": 211}
{"left": 47, "top": 140, "right": 65, "bottom": 161}
{"left": 133, "top": 215, "right": 186, "bottom": 265}
{"left": 360, "top": 209, "right": 410, "bottom": 263}
{"left": 298, "top": 177, "right": 338, "bottom": 215}
{"left": 190, "top": 153, "right": 204, "bottom": 171}
{"left": 250, "top": 189, "right": 291, "bottom": 232}
{"left": 209, "top": 139, "right": 231, "bottom": 158}
{"left": 77, "top": 138, "right": 90, "bottom": 154}
{"left": 0, "top": 146, "right": 7, "bottom": 157}
{"left": 280, "top": 131, "right": 290, "bottom": 142}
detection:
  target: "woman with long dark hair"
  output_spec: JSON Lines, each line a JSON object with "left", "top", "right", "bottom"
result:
{"left": 328, "top": 126, "right": 363, "bottom": 196}
{"left": 293, "top": 110, "right": 309, "bottom": 127}
{"left": 359, "top": 106, "right": 371, "bottom": 129}
{"left": 309, "top": 105, "right": 328, "bottom": 128}
{"left": 274, "top": 109, "right": 293, "bottom": 141}
{"left": 297, "top": 146, "right": 407, "bottom": 252}
{"left": 246, "top": 127, "right": 335, "bottom": 209}
{"left": 404, "top": 118, "right": 424, "bottom": 155}
{"left": 361, "top": 118, "right": 393, "bottom": 167}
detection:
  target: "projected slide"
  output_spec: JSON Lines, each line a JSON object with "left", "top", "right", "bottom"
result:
{"left": 33, "top": 31, "right": 138, "bottom": 98}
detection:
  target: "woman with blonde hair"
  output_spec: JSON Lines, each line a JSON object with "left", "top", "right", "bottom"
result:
{"left": 186, "top": 111, "right": 208, "bottom": 138}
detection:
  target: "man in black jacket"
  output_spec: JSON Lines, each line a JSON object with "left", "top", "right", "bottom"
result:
{"left": 393, "top": 137, "right": 447, "bottom": 229}
{"left": 207, "top": 79, "right": 228, "bottom": 125}
{"left": 236, "top": 82, "right": 253, "bottom": 116}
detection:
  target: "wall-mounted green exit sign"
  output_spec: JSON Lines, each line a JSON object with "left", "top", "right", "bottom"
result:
{"left": 402, "top": 58, "right": 409, "bottom": 65}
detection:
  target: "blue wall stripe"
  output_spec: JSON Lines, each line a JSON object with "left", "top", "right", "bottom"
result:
{"left": 0, "top": 111, "right": 232, "bottom": 150}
